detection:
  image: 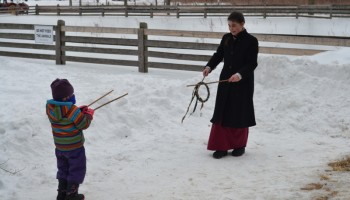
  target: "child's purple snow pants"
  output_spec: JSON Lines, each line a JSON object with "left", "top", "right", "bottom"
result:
{"left": 55, "top": 146, "right": 86, "bottom": 184}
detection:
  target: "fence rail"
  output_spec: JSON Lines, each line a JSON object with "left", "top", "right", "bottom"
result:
{"left": 0, "top": 21, "right": 349, "bottom": 72}
{"left": 3, "top": 4, "right": 350, "bottom": 18}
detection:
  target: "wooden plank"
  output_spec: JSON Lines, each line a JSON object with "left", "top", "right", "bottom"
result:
{"left": 148, "top": 47, "right": 323, "bottom": 58}
{"left": 179, "top": 8, "right": 205, "bottom": 13}
{"left": 296, "top": 15, "right": 332, "bottom": 19}
{"left": 148, "top": 62, "right": 203, "bottom": 71}
{"left": 146, "top": 40, "right": 218, "bottom": 51}
{"left": 253, "top": 34, "right": 350, "bottom": 47}
{"left": 146, "top": 29, "right": 348, "bottom": 47}
{"left": 63, "top": 55, "right": 138, "bottom": 67}
{"left": 0, "top": 23, "right": 35, "bottom": 30}
{"left": 0, "top": 51, "right": 55, "bottom": 60}
{"left": 62, "top": 36, "right": 138, "bottom": 46}
{"left": 83, "top": 7, "right": 125, "bottom": 11}
{"left": 0, "top": 33, "right": 34, "bottom": 40}
{"left": 147, "top": 51, "right": 211, "bottom": 62}
{"left": 145, "top": 29, "right": 224, "bottom": 38}
{"left": 260, "top": 47, "right": 325, "bottom": 56}
{"left": 62, "top": 46, "right": 138, "bottom": 55}
{"left": 62, "top": 26, "right": 138, "bottom": 34}
{"left": 0, "top": 42, "right": 55, "bottom": 50}
{"left": 145, "top": 29, "right": 350, "bottom": 46}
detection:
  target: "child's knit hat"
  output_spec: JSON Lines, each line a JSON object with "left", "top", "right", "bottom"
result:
{"left": 51, "top": 78, "right": 74, "bottom": 100}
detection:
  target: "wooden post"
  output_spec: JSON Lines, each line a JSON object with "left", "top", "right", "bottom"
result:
{"left": 57, "top": 4, "right": 60, "bottom": 16}
{"left": 102, "top": 7, "right": 105, "bottom": 16}
{"left": 125, "top": 6, "right": 128, "bottom": 17}
{"left": 56, "top": 20, "right": 66, "bottom": 65}
{"left": 150, "top": 4, "right": 153, "bottom": 18}
{"left": 329, "top": 4, "right": 333, "bottom": 19}
{"left": 15, "top": 4, "right": 19, "bottom": 16}
{"left": 79, "top": 7, "right": 82, "bottom": 16}
{"left": 35, "top": 4, "right": 39, "bottom": 15}
{"left": 138, "top": 22, "right": 148, "bottom": 73}
{"left": 296, "top": 6, "right": 299, "bottom": 19}
{"left": 308, "top": 0, "right": 315, "bottom": 16}
{"left": 204, "top": 3, "right": 207, "bottom": 18}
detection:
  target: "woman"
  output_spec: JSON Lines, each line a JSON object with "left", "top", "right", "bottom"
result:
{"left": 203, "top": 11, "right": 259, "bottom": 159}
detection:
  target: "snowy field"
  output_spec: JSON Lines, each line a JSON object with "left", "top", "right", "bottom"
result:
{"left": 1, "top": 11, "right": 350, "bottom": 200}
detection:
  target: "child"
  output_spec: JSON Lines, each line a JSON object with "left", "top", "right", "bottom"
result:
{"left": 46, "top": 78, "right": 94, "bottom": 200}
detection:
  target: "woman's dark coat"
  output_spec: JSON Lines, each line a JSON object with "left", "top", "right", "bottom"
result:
{"left": 206, "top": 29, "right": 258, "bottom": 128}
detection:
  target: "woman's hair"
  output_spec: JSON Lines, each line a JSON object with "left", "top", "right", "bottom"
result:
{"left": 227, "top": 11, "right": 245, "bottom": 23}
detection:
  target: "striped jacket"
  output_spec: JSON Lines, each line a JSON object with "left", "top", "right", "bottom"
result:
{"left": 46, "top": 100, "right": 92, "bottom": 151}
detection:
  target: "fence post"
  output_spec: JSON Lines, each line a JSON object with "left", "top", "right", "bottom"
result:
{"left": 138, "top": 22, "right": 148, "bottom": 73}
{"left": 15, "top": 5, "right": 19, "bottom": 16}
{"left": 150, "top": 4, "right": 153, "bottom": 18}
{"left": 204, "top": 3, "right": 207, "bottom": 18}
{"left": 296, "top": 6, "right": 299, "bottom": 19}
{"left": 56, "top": 20, "right": 66, "bottom": 65}
{"left": 57, "top": 4, "right": 60, "bottom": 16}
{"left": 35, "top": 4, "right": 39, "bottom": 15}
{"left": 125, "top": 6, "right": 128, "bottom": 17}
{"left": 329, "top": 4, "right": 333, "bottom": 19}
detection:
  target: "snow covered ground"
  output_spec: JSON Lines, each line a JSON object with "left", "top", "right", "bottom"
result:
{"left": 0, "top": 12, "right": 350, "bottom": 200}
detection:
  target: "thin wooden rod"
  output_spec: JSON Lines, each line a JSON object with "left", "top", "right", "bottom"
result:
{"left": 186, "top": 79, "right": 228, "bottom": 87}
{"left": 94, "top": 93, "right": 128, "bottom": 111}
{"left": 87, "top": 90, "right": 114, "bottom": 107}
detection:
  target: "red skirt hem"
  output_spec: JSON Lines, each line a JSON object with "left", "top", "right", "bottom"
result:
{"left": 207, "top": 123, "right": 249, "bottom": 151}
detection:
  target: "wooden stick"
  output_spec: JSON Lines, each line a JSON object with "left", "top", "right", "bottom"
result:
{"left": 94, "top": 93, "right": 128, "bottom": 111}
{"left": 186, "top": 79, "right": 228, "bottom": 87}
{"left": 87, "top": 89, "right": 114, "bottom": 107}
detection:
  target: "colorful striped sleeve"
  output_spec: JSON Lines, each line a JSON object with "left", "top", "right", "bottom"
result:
{"left": 67, "top": 105, "right": 92, "bottom": 130}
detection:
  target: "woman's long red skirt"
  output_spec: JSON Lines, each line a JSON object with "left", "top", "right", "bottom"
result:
{"left": 207, "top": 123, "right": 249, "bottom": 151}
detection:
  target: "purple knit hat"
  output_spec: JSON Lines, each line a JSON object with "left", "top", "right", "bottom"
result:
{"left": 50, "top": 78, "right": 74, "bottom": 100}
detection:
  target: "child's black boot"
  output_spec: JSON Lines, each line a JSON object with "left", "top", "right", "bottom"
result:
{"left": 57, "top": 179, "right": 67, "bottom": 200}
{"left": 65, "top": 182, "right": 85, "bottom": 200}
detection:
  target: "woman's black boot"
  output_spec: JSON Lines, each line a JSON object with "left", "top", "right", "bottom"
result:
{"left": 232, "top": 148, "right": 245, "bottom": 157}
{"left": 213, "top": 151, "right": 228, "bottom": 159}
